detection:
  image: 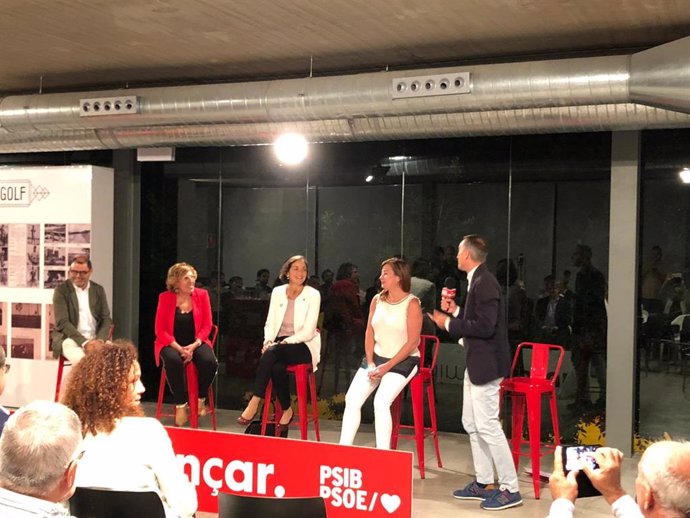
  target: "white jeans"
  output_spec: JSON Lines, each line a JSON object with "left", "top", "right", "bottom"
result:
{"left": 462, "top": 370, "right": 519, "bottom": 492}
{"left": 61, "top": 338, "right": 85, "bottom": 364}
{"left": 339, "top": 365, "right": 417, "bottom": 449}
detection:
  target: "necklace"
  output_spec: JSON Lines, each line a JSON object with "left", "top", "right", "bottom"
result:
{"left": 385, "top": 292, "right": 408, "bottom": 304}
{"left": 177, "top": 294, "right": 192, "bottom": 313}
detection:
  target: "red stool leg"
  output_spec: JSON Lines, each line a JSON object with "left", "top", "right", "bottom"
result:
{"left": 261, "top": 381, "right": 274, "bottom": 436}
{"left": 426, "top": 378, "right": 442, "bottom": 468}
{"left": 526, "top": 390, "right": 542, "bottom": 499}
{"left": 549, "top": 389, "right": 560, "bottom": 445}
{"left": 294, "top": 366, "right": 309, "bottom": 440}
{"left": 208, "top": 387, "right": 217, "bottom": 431}
{"left": 186, "top": 363, "right": 199, "bottom": 429}
{"left": 410, "top": 376, "right": 426, "bottom": 479}
{"left": 308, "top": 369, "right": 320, "bottom": 441}
{"left": 156, "top": 368, "right": 167, "bottom": 421}
{"left": 273, "top": 400, "right": 284, "bottom": 437}
{"left": 510, "top": 393, "right": 525, "bottom": 470}
{"left": 390, "top": 394, "right": 402, "bottom": 449}
{"left": 55, "top": 356, "right": 66, "bottom": 402}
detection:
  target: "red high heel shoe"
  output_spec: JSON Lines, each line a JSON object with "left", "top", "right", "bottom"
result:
{"left": 276, "top": 408, "right": 294, "bottom": 433}
{"left": 236, "top": 410, "right": 257, "bottom": 426}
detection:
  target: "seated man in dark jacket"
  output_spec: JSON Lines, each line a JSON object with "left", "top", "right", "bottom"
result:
{"left": 534, "top": 280, "right": 572, "bottom": 348}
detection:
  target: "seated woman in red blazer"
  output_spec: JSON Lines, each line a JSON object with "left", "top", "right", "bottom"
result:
{"left": 155, "top": 262, "right": 217, "bottom": 426}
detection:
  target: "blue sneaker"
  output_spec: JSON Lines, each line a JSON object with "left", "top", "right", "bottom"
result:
{"left": 452, "top": 481, "right": 497, "bottom": 500}
{"left": 480, "top": 489, "right": 523, "bottom": 511}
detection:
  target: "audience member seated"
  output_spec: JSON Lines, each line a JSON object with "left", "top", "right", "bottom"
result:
{"left": 323, "top": 262, "right": 364, "bottom": 393}
{"left": 209, "top": 270, "right": 231, "bottom": 346}
{"left": 154, "top": 262, "right": 218, "bottom": 426}
{"left": 0, "top": 346, "right": 9, "bottom": 435}
{"left": 363, "top": 276, "right": 382, "bottom": 321}
{"left": 660, "top": 275, "right": 689, "bottom": 320}
{"left": 307, "top": 274, "right": 322, "bottom": 289}
{"left": 561, "top": 269, "right": 575, "bottom": 313}
{"left": 534, "top": 280, "right": 572, "bottom": 347}
{"left": 228, "top": 276, "right": 245, "bottom": 298}
{"left": 497, "top": 258, "right": 531, "bottom": 348}
{"left": 62, "top": 340, "right": 197, "bottom": 518}
{"left": 318, "top": 269, "right": 334, "bottom": 311}
{"left": 254, "top": 268, "right": 272, "bottom": 300}
{"left": 640, "top": 246, "right": 666, "bottom": 312}
{"left": 546, "top": 441, "right": 690, "bottom": 518}
{"left": 410, "top": 257, "right": 437, "bottom": 337}
{"left": 340, "top": 258, "right": 422, "bottom": 450}
{"left": 237, "top": 255, "right": 321, "bottom": 432}
{"left": 0, "top": 400, "right": 83, "bottom": 517}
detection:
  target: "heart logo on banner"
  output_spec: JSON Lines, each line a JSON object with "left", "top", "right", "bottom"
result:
{"left": 381, "top": 493, "right": 401, "bottom": 513}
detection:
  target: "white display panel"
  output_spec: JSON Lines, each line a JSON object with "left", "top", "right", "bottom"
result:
{"left": 0, "top": 165, "right": 113, "bottom": 407}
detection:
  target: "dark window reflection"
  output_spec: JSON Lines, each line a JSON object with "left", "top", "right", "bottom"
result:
{"left": 637, "top": 129, "right": 690, "bottom": 441}
{"left": 139, "top": 133, "right": 616, "bottom": 440}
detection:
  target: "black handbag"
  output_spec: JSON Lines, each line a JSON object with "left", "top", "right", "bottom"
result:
{"left": 244, "top": 419, "right": 288, "bottom": 438}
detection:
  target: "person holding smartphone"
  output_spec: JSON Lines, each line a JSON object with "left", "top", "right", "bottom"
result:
{"left": 547, "top": 441, "right": 690, "bottom": 518}
{"left": 237, "top": 255, "right": 321, "bottom": 433}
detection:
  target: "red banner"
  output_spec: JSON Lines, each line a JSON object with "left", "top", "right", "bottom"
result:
{"left": 166, "top": 427, "right": 413, "bottom": 517}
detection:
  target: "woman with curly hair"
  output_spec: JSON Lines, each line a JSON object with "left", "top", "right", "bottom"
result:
{"left": 62, "top": 340, "right": 197, "bottom": 518}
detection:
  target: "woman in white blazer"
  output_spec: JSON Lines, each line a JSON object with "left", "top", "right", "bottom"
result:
{"left": 237, "top": 255, "right": 321, "bottom": 431}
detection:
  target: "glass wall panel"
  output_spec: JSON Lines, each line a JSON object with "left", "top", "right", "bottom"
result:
{"left": 637, "top": 129, "right": 690, "bottom": 441}
{"left": 508, "top": 133, "right": 611, "bottom": 444}
{"left": 137, "top": 133, "right": 617, "bottom": 445}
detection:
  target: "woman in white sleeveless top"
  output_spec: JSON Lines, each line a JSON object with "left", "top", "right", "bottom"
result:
{"left": 339, "top": 257, "right": 422, "bottom": 449}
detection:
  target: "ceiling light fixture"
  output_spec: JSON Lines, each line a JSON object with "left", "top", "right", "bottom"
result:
{"left": 365, "top": 164, "right": 391, "bottom": 183}
{"left": 680, "top": 167, "right": 690, "bottom": 184}
{"left": 274, "top": 133, "right": 308, "bottom": 166}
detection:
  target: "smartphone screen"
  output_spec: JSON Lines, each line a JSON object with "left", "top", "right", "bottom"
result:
{"left": 564, "top": 446, "right": 599, "bottom": 472}
{"left": 561, "top": 445, "right": 602, "bottom": 498}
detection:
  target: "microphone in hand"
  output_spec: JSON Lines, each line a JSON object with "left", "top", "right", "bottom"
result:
{"left": 441, "top": 277, "right": 457, "bottom": 311}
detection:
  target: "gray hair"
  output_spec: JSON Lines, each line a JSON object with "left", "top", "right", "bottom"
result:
{"left": 0, "top": 345, "right": 5, "bottom": 367}
{"left": 460, "top": 234, "right": 489, "bottom": 263}
{"left": 638, "top": 440, "right": 690, "bottom": 518}
{"left": 0, "top": 401, "right": 82, "bottom": 497}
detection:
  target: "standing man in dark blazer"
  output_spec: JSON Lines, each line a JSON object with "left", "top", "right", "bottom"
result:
{"left": 51, "top": 255, "right": 112, "bottom": 364}
{"left": 430, "top": 235, "right": 521, "bottom": 511}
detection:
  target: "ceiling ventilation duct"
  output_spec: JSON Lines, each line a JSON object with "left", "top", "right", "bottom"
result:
{"left": 0, "top": 36, "right": 687, "bottom": 152}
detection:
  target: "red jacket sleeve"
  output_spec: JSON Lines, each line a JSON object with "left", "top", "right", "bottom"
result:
{"left": 193, "top": 288, "right": 212, "bottom": 343}
{"left": 154, "top": 291, "right": 176, "bottom": 365}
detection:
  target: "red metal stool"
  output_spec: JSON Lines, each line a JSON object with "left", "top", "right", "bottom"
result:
{"left": 390, "top": 335, "right": 442, "bottom": 479}
{"left": 55, "top": 325, "right": 114, "bottom": 402}
{"left": 156, "top": 325, "right": 218, "bottom": 430}
{"left": 500, "top": 342, "right": 565, "bottom": 499}
{"left": 261, "top": 362, "right": 320, "bottom": 440}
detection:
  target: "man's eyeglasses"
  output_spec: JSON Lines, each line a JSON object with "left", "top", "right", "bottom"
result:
{"left": 69, "top": 270, "right": 90, "bottom": 276}
{"left": 1, "top": 364, "right": 9, "bottom": 374}
{"left": 66, "top": 448, "right": 85, "bottom": 470}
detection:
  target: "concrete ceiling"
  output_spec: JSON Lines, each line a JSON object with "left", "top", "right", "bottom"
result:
{"left": 2, "top": 0, "right": 689, "bottom": 95}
